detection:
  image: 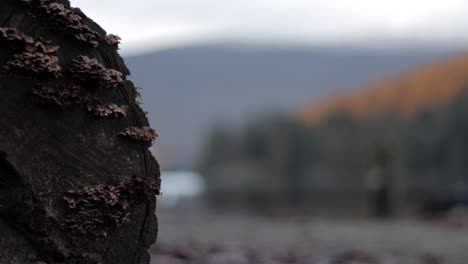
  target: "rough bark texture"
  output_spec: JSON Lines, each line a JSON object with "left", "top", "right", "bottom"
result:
{"left": 0, "top": 1, "right": 160, "bottom": 263}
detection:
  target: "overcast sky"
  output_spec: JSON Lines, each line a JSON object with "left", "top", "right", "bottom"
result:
{"left": 72, "top": 0, "right": 468, "bottom": 55}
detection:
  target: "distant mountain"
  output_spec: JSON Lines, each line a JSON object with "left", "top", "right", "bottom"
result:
{"left": 300, "top": 53, "right": 468, "bottom": 124}
{"left": 124, "top": 44, "right": 454, "bottom": 169}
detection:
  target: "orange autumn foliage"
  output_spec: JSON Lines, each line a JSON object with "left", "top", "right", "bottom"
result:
{"left": 300, "top": 53, "right": 468, "bottom": 124}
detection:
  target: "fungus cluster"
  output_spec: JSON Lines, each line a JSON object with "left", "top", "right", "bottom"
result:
{"left": 0, "top": 27, "right": 28, "bottom": 48}
{"left": 103, "top": 34, "right": 121, "bottom": 49}
{"left": 87, "top": 101, "right": 127, "bottom": 118}
{"left": 70, "top": 55, "right": 123, "bottom": 89}
{"left": 22, "top": 0, "right": 121, "bottom": 48}
{"left": 5, "top": 51, "right": 61, "bottom": 77}
{"left": 0, "top": 27, "right": 61, "bottom": 77}
{"left": 119, "top": 127, "right": 158, "bottom": 144}
{"left": 32, "top": 84, "right": 88, "bottom": 107}
{"left": 0, "top": 27, "right": 59, "bottom": 53}
{"left": 22, "top": 0, "right": 101, "bottom": 47}
{"left": 63, "top": 176, "right": 159, "bottom": 237}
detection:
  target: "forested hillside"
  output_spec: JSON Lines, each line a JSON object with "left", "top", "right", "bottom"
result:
{"left": 300, "top": 53, "right": 468, "bottom": 124}
{"left": 200, "top": 53, "right": 468, "bottom": 214}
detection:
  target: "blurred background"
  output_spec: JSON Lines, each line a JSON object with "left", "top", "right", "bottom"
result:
{"left": 75, "top": 0, "right": 468, "bottom": 263}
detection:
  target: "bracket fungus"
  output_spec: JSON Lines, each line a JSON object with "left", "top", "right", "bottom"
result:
{"left": 22, "top": 0, "right": 102, "bottom": 47}
{"left": 32, "top": 84, "right": 88, "bottom": 107}
{"left": 70, "top": 55, "right": 124, "bottom": 89}
{"left": 119, "top": 127, "right": 158, "bottom": 144}
{"left": 103, "top": 34, "right": 121, "bottom": 49}
{"left": 87, "top": 101, "right": 127, "bottom": 118}
{"left": 5, "top": 51, "right": 61, "bottom": 77}
{"left": 0, "top": 27, "right": 61, "bottom": 77}
{"left": 63, "top": 176, "right": 159, "bottom": 238}
{"left": 0, "top": 27, "right": 60, "bottom": 56}
{"left": 0, "top": 27, "right": 58, "bottom": 54}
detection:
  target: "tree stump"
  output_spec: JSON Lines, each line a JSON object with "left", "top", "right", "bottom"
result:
{"left": 0, "top": 1, "right": 160, "bottom": 263}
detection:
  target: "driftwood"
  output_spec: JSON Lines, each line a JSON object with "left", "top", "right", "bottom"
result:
{"left": 0, "top": 0, "right": 160, "bottom": 263}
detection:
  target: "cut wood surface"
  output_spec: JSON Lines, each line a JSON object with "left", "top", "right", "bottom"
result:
{"left": 0, "top": 1, "right": 160, "bottom": 263}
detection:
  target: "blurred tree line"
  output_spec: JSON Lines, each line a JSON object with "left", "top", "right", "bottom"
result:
{"left": 198, "top": 92, "right": 468, "bottom": 216}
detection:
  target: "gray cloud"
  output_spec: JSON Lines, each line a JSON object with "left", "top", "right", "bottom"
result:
{"left": 72, "top": 0, "right": 468, "bottom": 54}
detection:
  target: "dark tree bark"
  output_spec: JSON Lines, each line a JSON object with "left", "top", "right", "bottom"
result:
{"left": 0, "top": 1, "right": 160, "bottom": 263}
